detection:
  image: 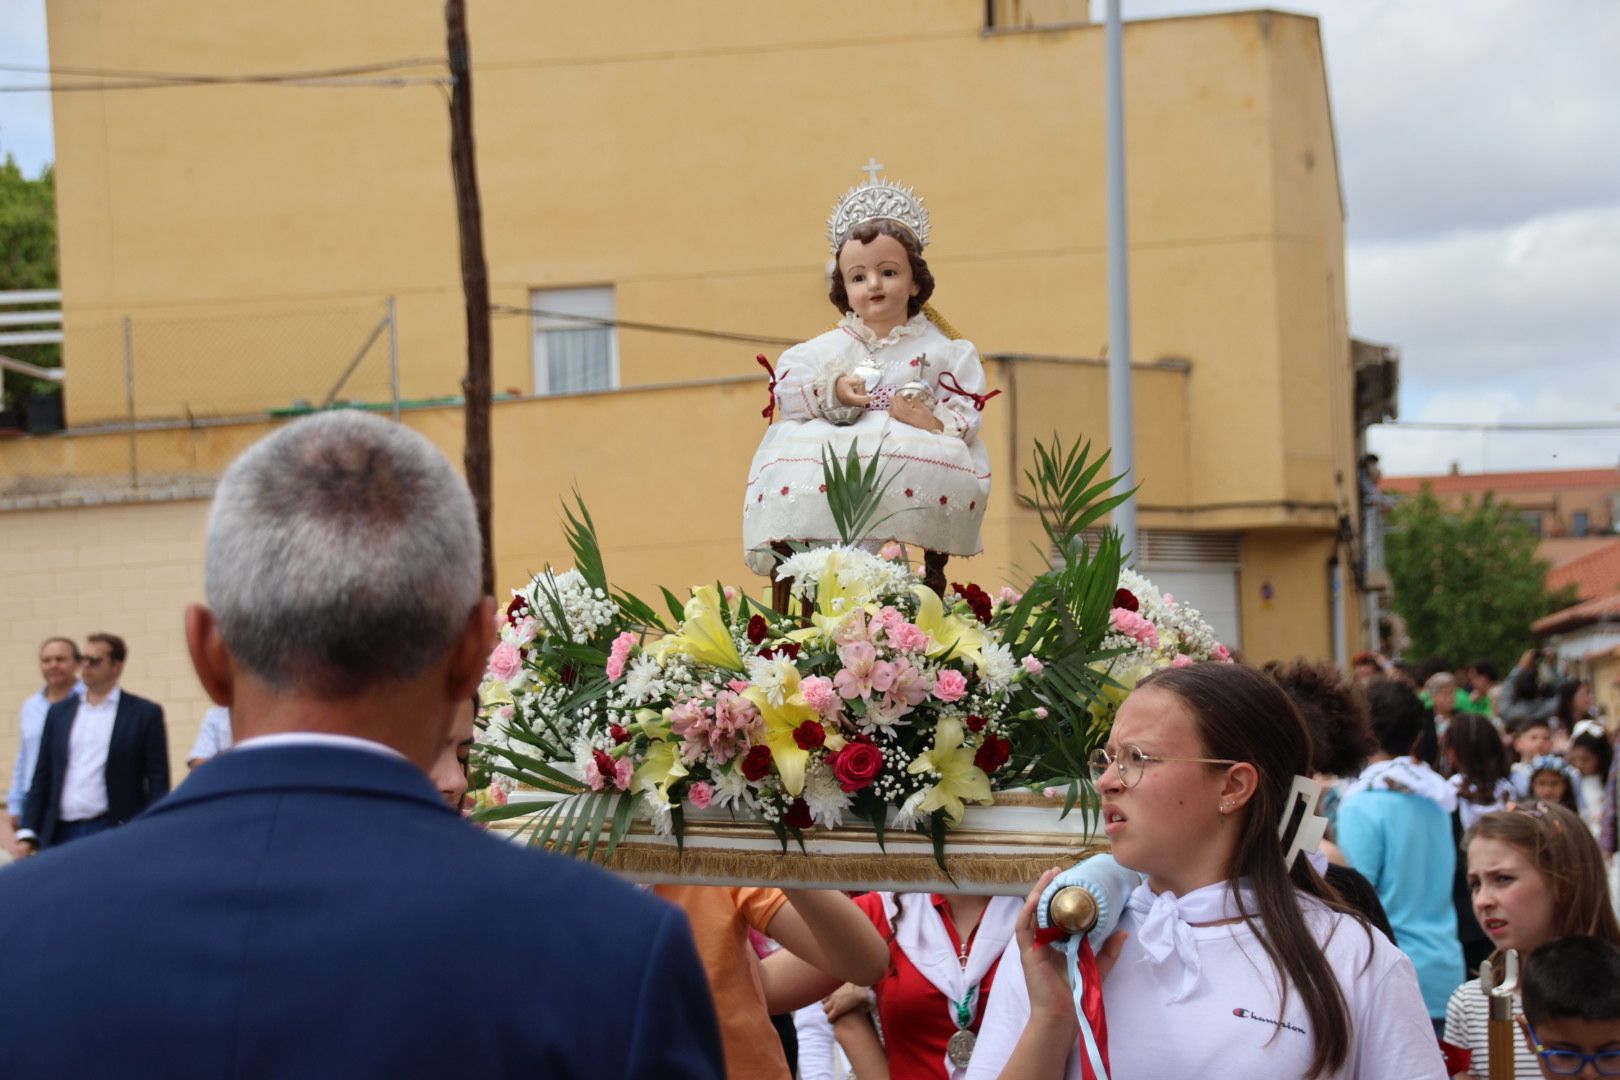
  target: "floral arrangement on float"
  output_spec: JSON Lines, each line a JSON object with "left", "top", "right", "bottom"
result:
{"left": 473, "top": 438, "right": 1229, "bottom": 892}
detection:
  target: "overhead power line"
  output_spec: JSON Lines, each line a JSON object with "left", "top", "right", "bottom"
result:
{"left": 1373, "top": 420, "right": 1620, "bottom": 433}
{"left": 491, "top": 304, "right": 801, "bottom": 347}
{"left": 0, "top": 56, "right": 448, "bottom": 93}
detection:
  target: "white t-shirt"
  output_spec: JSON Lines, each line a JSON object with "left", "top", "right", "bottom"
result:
{"left": 966, "top": 898, "right": 1447, "bottom": 1080}
{"left": 1443, "top": 978, "right": 1540, "bottom": 1080}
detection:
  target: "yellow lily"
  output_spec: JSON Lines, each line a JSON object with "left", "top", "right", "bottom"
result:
{"left": 787, "top": 551, "right": 880, "bottom": 644}
{"left": 479, "top": 680, "right": 514, "bottom": 709}
{"left": 906, "top": 717, "right": 994, "bottom": 825}
{"left": 632, "top": 736, "right": 689, "bottom": 801}
{"left": 664, "top": 585, "right": 746, "bottom": 671}
{"left": 743, "top": 664, "right": 823, "bottom": 797}
{"left": 912, "top": 586, "right": 987, "bottom": 671}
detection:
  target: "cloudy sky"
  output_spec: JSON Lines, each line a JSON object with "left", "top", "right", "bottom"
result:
{"left": 4, "top": 1, "right": 1617, "bottom": 478}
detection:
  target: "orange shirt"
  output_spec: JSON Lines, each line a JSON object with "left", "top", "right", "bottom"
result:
{"left": 657, "top": 885, "right": 790, "bottom": 1080}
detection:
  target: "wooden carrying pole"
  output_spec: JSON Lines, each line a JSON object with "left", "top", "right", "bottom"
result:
{"left": 1482, "top": 950, "right": 1520, "bottom": 1080}
{"left": 446, "top": 0, "right": 496, "bottom": 595}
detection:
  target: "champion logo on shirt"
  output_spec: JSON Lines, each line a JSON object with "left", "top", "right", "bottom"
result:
{"left": 1232, "top": 1007, "right": 1307, "bottom": 1036}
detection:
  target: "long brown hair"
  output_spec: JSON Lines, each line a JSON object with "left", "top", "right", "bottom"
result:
{"left": 1464, "top": 803, "right": 1620, "bottom": 947}
{"left": 1140, "top": 663, "right": 1361, "bottom": 1078}
{"left": 1446, "top": 712, "right": 1511, "bottom": 805}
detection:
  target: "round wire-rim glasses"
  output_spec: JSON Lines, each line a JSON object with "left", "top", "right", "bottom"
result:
{"left": 1088, "top": 744, "right": 1240, "bottom": 789}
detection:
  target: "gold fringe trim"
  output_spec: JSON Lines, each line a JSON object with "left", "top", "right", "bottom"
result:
{"left": 599, "top": 841, "right": 1109, "bottom": 887}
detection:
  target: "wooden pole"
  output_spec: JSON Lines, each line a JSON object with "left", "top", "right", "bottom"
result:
{"left": 446, "top": 0, "right": 495, "bottom": 595}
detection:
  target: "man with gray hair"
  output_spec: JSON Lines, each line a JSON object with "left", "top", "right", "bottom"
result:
{"left": 0, "top": 412, "right": 724, "bottom": 1078}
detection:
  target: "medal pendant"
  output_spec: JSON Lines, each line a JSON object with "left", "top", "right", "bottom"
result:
{"left": 946, "top": 1028, "right": 976, "bottom": 1066}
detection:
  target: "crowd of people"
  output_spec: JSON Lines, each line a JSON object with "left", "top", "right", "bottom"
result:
{"left": 4, "top": 410, "right": 1620, "bottom": 1079}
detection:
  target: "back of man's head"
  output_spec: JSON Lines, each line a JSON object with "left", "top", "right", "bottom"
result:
{"left": 1364, "top": 677, "right": 1426, "bottom": 758}
{"left": 206, "top": 412, "right": 480, "bottom": 697}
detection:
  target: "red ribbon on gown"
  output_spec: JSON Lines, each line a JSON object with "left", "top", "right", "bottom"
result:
{"left": 757, "top": 354, "right": 778, "bottom": 421}
{"left": 938, "top": 372, "right": 1002, "bottom": 411}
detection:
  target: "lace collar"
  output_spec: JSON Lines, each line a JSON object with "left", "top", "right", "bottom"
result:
{"left": 840, "top": 310, "right": 930, "bottom": 351}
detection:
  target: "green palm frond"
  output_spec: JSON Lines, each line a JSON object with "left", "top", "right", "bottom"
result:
{"left": 821, "top": 438, "right": 905, "bottom": 545}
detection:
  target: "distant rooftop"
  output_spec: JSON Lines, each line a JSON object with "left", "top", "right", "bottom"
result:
{"left": 1382, "top": 467, "right": 1620, "bottom": 497}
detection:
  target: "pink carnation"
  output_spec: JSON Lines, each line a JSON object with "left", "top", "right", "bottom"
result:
{"left": 800, "top": 675, "right": 839, "bottom": 715}
{"left": 487, "top": 642, "right": 523, "bottom": 681}
{"left": 879, "top": 541, "right": 907, "bottom": 561}
{"left": 728, "top": 678, "right": 751, "bottom": 693}
{"left": 605, "top": 631, "right": 638, "bottom": 682}
{"left": 687, "top": 781, "right": 714, "bottom": 810}
{"left": 1020, "top": 655, "right": 1044, "bottom": 676}
{"left": 585, "top": 750, "right": 632, "bottom": 792}
{"left": 887, "top": 620, "right": 930, "bottom": 653}
{"left": 932, "top": 668, "right": 968, "bottom": 703}
{"left": 1033, "top": 707, "right": 1049, "bottom": 719}
{"left": 1109, "top": 607, "right": 1160, "bottom": 649}
{"left": 1171, "top": 654, "right": 1194, "bottom": 668}
{"left": 998, "top": 586, "right": 1023, "bottom": 605}
{"left": 1213, "top": 643, "right": 1232, "bottom": 663}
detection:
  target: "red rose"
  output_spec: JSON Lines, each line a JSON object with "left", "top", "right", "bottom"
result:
{"left": 974, "top": 734, "right": 1011, "bottom": 774}
{"left": 746, "top": 614, "right": 769, "bottom": 645}
{"left": 793, "top": 720, "right": 826, "bottom": 751}
{"left": 1113, "top": 588, "right": 1139, "bottom": 612}
{"left": 741, "top": 744, "right": 774, "bottom": 782}
{"left": 505, "top": 594, "right": 530, "bottom": 622}
{"left": 829, "top": 738, "right": 884, "bottom": 793}
{"left": 784, "top": 798, "right": 813, "bottom": 830}
{"left": 609, "top": 724, "right": 630, "bottom": 745}
{"left": 965, "top": 714, "right": 988, "bottom": 733}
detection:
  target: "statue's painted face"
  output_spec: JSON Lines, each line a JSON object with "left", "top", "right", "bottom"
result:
{"left": 837, "top": 232, "right": 919, "bottom": 334}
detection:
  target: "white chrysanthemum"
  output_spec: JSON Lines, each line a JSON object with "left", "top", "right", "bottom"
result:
{"left": 713, "top": 765, "right": 759, "bottom": 811}
{"left": 777, "top": 545, "right": 914, "bottom": 604}
{"left": 639, "top": 787, "right": 675, "bottom": 836}
{"left": 803, "top": 761, "right": 851, "bottom": 829}
{"left": 890, "top": 789, "right": 928, "bottom": 832}
{"left": 744, "top": 654, "right": 795, "bottom": 707}
{"left": 978, "top": 643, "right": 1018, "bottom": 692}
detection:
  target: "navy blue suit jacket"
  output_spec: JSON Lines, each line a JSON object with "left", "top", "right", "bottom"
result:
{"left": 0, "top": 744, "right": 724, "bottom": 1079}
{"left": 21, "top": 689, "right": 169, "bottom": 846}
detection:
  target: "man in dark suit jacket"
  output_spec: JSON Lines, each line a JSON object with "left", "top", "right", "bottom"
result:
{"left": 15, "top": 631, "right": 168, "bottom": 851}
{"left": 0, "top": 413, "right": 724, "bottom": 1078}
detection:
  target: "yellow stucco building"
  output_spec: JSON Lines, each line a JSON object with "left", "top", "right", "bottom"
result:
{"left": 1, "top": 3, "right": 1374, "bottom": 808}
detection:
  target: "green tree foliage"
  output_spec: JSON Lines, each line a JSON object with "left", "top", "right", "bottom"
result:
{"left": 0, "top": 153, "right": 59, "bottom": 412}
{"left": 1385, "top": 487, "right": 1578, "bottom": 672}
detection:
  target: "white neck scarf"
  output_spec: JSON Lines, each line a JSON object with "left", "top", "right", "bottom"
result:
{"left": 1342, "top": 756, "right": 1457, "bottom": 814}
{"left": 1125, "top": 878, "right": 1258, "bottom": 1004}
{"left": 884, "top": 893, "right": 1021, "bottom": 1080}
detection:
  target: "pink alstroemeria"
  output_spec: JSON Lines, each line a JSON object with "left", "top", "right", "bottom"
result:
{"left": 1109, "top": 608, "right": 1160, "bottom": 649}
{"left": 932, "top": 668, "right": 968, "bottom": 703}
{"left": 1171, "top": 654, "right": 1194, "bottom": 668}
{"left": 879, "top": 541, "right": 907, "bottom": 561}
{"left": 1021, "top": 655, "right": 1045, "bottom": 676}
{"left": 709, "top": 691, "right": 762, "bottom": 763}
{"left": 998, "top": 586, "right": 1023, "bottom": 606}
{"left": 487, "top": 642, "right": 523, "bottom": 681}
{"left": 834, "top": 640, "right": 896, "bottom": 700}
{"left": 668, "top": 701, "right": 716, "bottom": 764}
{"left": 885, "top": 657, "right": 934, "bottom": 707}
{"left": 832, "top": 609, "right": 876, "bottom": 647}
{"left": 605, "top": 631, "right": 638, "bottom": 682}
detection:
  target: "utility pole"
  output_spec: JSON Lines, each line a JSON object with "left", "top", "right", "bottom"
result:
{"left": 446, "top": 0, "right": 495, "bottom": 595}
{"left": 1104, "top": 0, "right": 1137, "bottom": 559}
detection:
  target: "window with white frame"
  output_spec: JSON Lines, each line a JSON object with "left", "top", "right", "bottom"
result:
{"left": 531, "top": 286, "right": 617, "bottom": 396}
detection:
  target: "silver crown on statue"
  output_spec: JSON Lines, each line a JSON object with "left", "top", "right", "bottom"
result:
{"left": 827, "top": 166, "right": 932, "bottom": 254}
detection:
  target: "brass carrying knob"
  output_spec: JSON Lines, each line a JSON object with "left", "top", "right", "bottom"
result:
{"left": 1048, "top": 886, "right": 1100, "bottom": 936}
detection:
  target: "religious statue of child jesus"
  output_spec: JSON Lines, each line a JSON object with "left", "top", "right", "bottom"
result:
{"left": 742, "top": 174, "right": 995, "bottom": 594}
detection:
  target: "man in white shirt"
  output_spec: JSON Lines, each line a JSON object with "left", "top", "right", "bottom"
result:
{"left": 14, "top": 632, "right": 169, "bottom": 853}
{"left": 7, "top": 637, "right": 83, "bottom": 858}
{"left": 186, "top": 705, "right": 233, "bottom": 768}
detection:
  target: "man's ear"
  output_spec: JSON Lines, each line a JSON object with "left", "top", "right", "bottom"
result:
{"left": 447, "top": 597, "right": 496, "bottom": 703}
{"left": 184, "top": 603, "right": 234, "bottom": 707}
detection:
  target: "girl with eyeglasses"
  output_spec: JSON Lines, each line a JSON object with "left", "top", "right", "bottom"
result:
{"left": 1442, "top": 803, "right": 1620, "bottom": 1079}
{"left": 966, "top": 663, "right": 1445, "bottom": 1080}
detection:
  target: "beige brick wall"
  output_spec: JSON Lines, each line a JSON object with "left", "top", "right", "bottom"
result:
{"left": 1, "top": 498, "right": 214, "bottom": 852}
